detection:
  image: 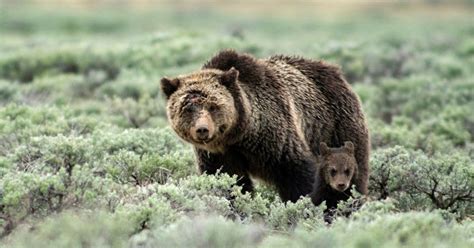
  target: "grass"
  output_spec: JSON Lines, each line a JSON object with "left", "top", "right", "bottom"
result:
{"left": 0, "top": 2, "right": 473, "bottom": 247}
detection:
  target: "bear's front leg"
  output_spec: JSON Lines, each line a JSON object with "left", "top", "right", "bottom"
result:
{"left": 272, "top": 156, "right": 317, "bottom": 203}
{"left": 194, "top": 148, "right": 254, "bottom": 194}
{"left": 309, "top": 178, "right": 326, "bottom": 206}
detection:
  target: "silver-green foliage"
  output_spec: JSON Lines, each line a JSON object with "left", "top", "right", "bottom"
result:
{"left": 1, "top": 4, "right": 473, "bottom": 247}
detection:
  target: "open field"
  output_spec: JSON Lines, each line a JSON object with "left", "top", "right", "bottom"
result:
{"left": 0, "top": 2, "right": 473, "bottom": 247}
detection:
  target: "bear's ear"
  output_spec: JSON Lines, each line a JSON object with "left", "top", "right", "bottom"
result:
{"left": 161, "top": 77, "right": 180, "bottom": 99}
{"left": 344, "top": 141, "right": 354, "bottom": 154}
{"left": 219, "top": 67, "right": 239, "bottom": 86}
{"left": 320, "top": 142, "right": 330, "bottom": 156}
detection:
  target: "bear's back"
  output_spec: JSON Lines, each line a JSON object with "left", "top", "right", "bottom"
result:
{"left": 261, "top": 57, "right": 336, "bottom": 154}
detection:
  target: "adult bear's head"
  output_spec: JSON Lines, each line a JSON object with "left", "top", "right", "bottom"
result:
{"left": 161, "top": 67, "right": 240, "bottom": 152}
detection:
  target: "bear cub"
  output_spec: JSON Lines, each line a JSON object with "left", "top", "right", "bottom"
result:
{"left": 311, "top": 141, "right": 358, "bottom": 209}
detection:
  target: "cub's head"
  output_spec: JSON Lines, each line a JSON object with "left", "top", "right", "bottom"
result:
{"left": 320, "top": 141, "right": 357, "bottom": 192}
{"left": 160, "top": 67, "right": 239, "bottom": 152}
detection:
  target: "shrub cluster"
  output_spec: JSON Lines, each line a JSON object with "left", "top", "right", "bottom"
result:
{"left": 1, "top": 5, "right": 473, "bottom": 247}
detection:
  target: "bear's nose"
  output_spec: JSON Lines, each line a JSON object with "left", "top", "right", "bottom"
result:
{"left": 196, "top": 126, "right": 209, "bottom": 140}
{"left": 337, "top": 183, "right": 346, "bottom": 190}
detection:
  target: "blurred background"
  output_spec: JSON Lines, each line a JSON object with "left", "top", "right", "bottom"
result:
{"left": 1, "top": 0, "right": 473, "bottom": 80}
{"left": 1, "top": 1, "right": 473, "bottom": 247}
{"left": 2, "top": 1, "right": 473, "bottom": 40}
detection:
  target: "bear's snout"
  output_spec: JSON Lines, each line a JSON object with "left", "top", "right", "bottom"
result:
{"left": 191, "top": 111, "right": 215, "bottom": 143}
{"left": 196, "top": 126, "right": 210, "bottom": 140}
{"left": 337, "top": 183, "right": 348, "bottom": 191}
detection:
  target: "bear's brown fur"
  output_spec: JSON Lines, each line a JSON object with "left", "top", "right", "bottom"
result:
{"left": 310, "top": 142, "right": 358, "bottom": 208}
{"left": 161, "top": 50, "right": 369, "bottom": 203}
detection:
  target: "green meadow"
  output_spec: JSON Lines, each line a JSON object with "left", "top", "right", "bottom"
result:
{"left": 0, "top": 2, "right": 473, "bottom": 247}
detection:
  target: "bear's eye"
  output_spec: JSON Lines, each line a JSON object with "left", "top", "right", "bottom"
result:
{"left": 183, "top": 105, "right": 194, "bottom": 113}
{"left": 344, "top": 169, "right": 350, "bottom": 175}
{"left": 330, "top": 169, "right": 337, "bottom": 177}
{"left": 209, "top": 105, "right": 217, "bottom": 112}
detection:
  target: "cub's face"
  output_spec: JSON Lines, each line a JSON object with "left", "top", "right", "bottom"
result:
{"left": 320, "top": 142, "right": 357, "bottom": 192}
{"left": 160, "top": 68, "right": 239, "bottom": 152}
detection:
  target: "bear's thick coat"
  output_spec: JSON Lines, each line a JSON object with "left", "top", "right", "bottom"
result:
{"left": 161, "top": 50, "right": 369, "bottom": 203}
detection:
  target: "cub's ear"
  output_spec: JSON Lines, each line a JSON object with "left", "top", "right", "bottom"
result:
{"left": 344, "top": 141, "right": 355, "bottom": 154}
{"left": 219, "top": 67, "right": 239, "bottom": 86}
{"left": 320, "top": 142, "right": 330, "bottom": 156}
{"left": 161, "top": 77, "right": 180, "bottom": 99}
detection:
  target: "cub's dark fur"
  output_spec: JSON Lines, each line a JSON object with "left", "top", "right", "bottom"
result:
{"left": 310, "top": 142, "right": 359, "bottom": 209}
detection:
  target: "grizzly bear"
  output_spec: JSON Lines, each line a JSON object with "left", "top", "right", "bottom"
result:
{"left": 310, "top": 142, "right": 359, "bottom": 209}
{"left": 160, "top": 49, "right": 369, "bottom": 203}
